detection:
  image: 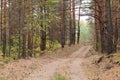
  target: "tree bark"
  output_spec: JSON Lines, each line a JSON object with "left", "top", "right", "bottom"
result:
{"left": 105, "top": 0, "right": 113, "bottom": 54}
{"left": 40, "top": 0, "right": 46, "bottom": 52}
{"left": 0, "top": 0, "right": 3, "bottom": 41}
{"left": 77, "top": 7, "right": 80, "bottom": 44}
{"left": 70, "top": 0, "right": 76, "bottom": 45}
{"left": 113, "top": 18, "right": 118, "bottom": 52}
{"left": 21, "top": 0, "right": 26, "bottom": 58}
{"left": 60, "top": 0, "right": 66, "bottom": 48}
{"left": 3, "top": 0, "right": 7, "bottom": 57}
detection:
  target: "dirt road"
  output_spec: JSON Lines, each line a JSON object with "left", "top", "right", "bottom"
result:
{"left": 24, "top": 46, "right": 92, "bottom": 80}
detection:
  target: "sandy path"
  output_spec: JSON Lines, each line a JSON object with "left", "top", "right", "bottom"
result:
{"left": 24, "top": 46, "right": 92, "bottom": 80}
{"left": 68, "top": 46, "right": 92, "bottom": 80}
{"left": 24, "top": 59, "right": 70, "bottom": 80}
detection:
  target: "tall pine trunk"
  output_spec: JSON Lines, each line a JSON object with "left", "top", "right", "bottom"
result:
{"left": 21, "top": 0, "right": 26, "bottom": 58}
{"left": 71, "top": 0, "right": 76, "bottom": 44}
{"left": 0, "top": 0, "right": 3, "bottom": 41}
{"left": 40, "top": 0, "right": 46, "bottom": 52}
{"left": 70, "top": 0, "right": 75, "bottom": 45}
{"left": 105, "top": 0, "right": 113, "bottom": 54}
{"left": 77, "top": 7, "right": 80, "bottom": 44}
{"left": 113, "top": 18, "right": 118, "bottom": 52}
{"left": 60, "top": 0, "right": 66, "bottom": 48}
{"left": 3, "top": 0, "right": 7, "bottom": 57}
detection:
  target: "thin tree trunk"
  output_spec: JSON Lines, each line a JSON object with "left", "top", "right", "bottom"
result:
{"left": 21, "top": 0, "right": 26, "bottom": 58}
{"left": 40, "top": 0, "right": 46, "bottom": 52}
{"left": 3, "top": 0, "right": 7, "bottom": 57}
{"left": 27, "top": 0, "right": 32, "bottom": 57}
{"left": 28, "top": 31, "right": 32, "bottom": 57}
{"left": 77, "top": 7, "right": 80, "bottom": 44}
{"left": 0, "top": 0, "right": 3, "bottom": 41}
{"left": 71, "top": 0, "right": 76, "bottom": 44}
{"left": 18, "top": 0, "right": 21, "bottom": 58}
{"left": 8, "top": 0, "right": 11, "bottom": 56}
{"left": 113, "top": 18, "right": 118, "bottom": 52}
{"left": 69, "top": 0, "right": 72, "bottom": 46}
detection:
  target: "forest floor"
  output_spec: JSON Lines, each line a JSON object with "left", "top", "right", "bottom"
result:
{"left": 0, "top": 45, "right": 120, "bottom": 80}
{"left": 83, "top": 51, "right": 120, "bottom": 80}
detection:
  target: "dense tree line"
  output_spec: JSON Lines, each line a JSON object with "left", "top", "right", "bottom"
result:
{"left": 80, "top": 0, "right": 120, "bottom": 54}
{"left": 0, "top": 0, "right": 80, "bottom": 59}
{"left": 94, "top": 0, "right": 120, "bottom": 54}
{"left": 0, "top": 0, "right": 117, "bottom": 59}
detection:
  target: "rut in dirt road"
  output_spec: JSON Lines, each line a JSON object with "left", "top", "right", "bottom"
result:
{"left": 67, "top": 46, "right": 92, "bottom": 80}
{"left": 70, "top": 46, "right": 92, "bottom": 58}
{"left": 24, "top": 46, "right": 92, "bottom": 80}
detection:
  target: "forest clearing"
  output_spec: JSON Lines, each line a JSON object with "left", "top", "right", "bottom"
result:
{"left": 1, "top": 0, "right": 120, "bottom": 80}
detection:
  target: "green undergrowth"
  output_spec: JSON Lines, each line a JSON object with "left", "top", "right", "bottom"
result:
{"left": 108, "top": 53, "right": 120, "bottom": 65}
{"left": 3, "top": 57, "right": 14, "bottom": 63}
{"left": 46, "top": 40, "right": 61, "bottom": 51}
{"left": 54, "top": 74, "right": 68, "bottom": 80}
{"left": 0, "top": 77, "right": 6, "bottom": 80}
{"left": 110, "top": 53, "right": 120, "bottom": 57}
{"left": 0, "top": 40, "right": 61, "bottom": 62}
{"left": 95, "top": 42, "right": 101, "bottom": 52}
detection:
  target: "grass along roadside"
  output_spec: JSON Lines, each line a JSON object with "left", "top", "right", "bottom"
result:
{"left": 54, "top": 73, "right": 68, "bottom": 80}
